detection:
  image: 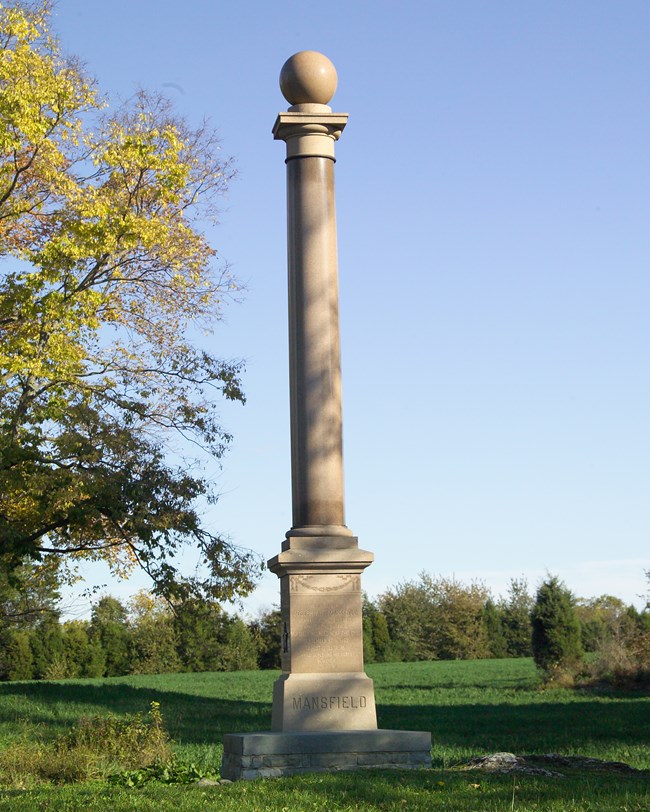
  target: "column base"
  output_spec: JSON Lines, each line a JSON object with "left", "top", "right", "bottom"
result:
{"left": 221, "top": 729, "right": 432, "bottom": 781}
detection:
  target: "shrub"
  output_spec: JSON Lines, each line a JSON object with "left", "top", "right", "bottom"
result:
{"left": 582, "top": 607, "right": 650, "bottom": 688}
{"left": 531, "top": 575, "right": 583, "bottom": 683}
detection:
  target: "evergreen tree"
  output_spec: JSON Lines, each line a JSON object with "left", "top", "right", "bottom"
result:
{"left": 90, "top": 596, "right": 131, "bottom": 676}
{"left": 3, "top": 629, "right": 34, "bottom": 680}
{"left": 483, "top": 599, "right": 508, "bottom": 658}
{"left": 61, "top": 621, "right": 91, "bottom": 678}
{"left": 173, "top": 599, "right": 223, "bottom": 671}
{"left": 501, "top": 577, "right": 533, "bottom": 657}
{"left": 370, "top": 612, "right": 392, "bottom": 662}
{"left": 532, "top": 575, "right": 583, "bottom": 680}
{"left": 217, "top": 617, "right": 258, "bottom": 671}
{"left": 29, "top": 615, "right": 64, "bottom": 679}
{"left": 362, "top": 594, "right": 392, "bottom": 662}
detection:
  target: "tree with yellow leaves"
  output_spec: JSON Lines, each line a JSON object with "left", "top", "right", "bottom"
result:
{"left": 0, "top": 1, "right": 261, "bottom": 601}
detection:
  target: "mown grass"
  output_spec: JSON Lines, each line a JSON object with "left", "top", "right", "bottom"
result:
{"left": 0, "top": 659, "right": 648, "bottom": 810}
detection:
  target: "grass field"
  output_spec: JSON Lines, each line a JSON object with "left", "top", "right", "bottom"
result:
{"left": 0, "top": 658, "right": 648, "bottom": 810}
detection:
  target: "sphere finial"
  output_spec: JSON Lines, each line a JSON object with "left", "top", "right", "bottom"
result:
{"left": 280, "top": 51, "right": 338, "bottom": 106}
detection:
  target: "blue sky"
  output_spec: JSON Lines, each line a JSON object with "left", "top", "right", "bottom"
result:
{"left": 53, "top": 1, "right": 649, "bottom": 614}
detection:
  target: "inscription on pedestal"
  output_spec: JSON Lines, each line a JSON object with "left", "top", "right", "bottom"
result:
{"left": 272, "top": 671, "right": 377, "bottom": 731}
{"left": 293, "top": 695, "right": 368, "bottom": 711}
{"left": 289, "top": 590, "right": 363, "bottom": 673}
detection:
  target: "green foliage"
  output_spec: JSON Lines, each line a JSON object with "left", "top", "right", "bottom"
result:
{"left": 362, "top": 595, "right": 393, "bottom": 663}
{"left": 362, "top": 613, "right": 375, "bottom": 663}
{"left": 579, "top": 584, "right": 650, "bottom": 687}
{"left": 90, "top": 597, "right": 131, "bottom": 677}
{"left": 3, "top": 628, "right": 33, "bottom": 680}
{"left": 532, "top": 576, "right": 583, "bottom": 681}
{"left": 108, "top": 758, "right": 217, "bottom": 788}
{"left": 380, "top": 573, "right": 491, "bottom": 660}
{"left": 216, "top": 616, "right": 258, "bottom": 672}
{"left": 127, "top": 592, "right": 180, "bottom": 675}
{"left": 172, "top": 599, "right": 258, "bottom": 672}
{"left": 248, "top": 608, "right": 281, "bottom": 669}
{"left": 29, "top": 615, "right": 64, "bottom": 679}
{"left": 575, "top": 595, "right": 636, "bottom": 653}
{"left": 172, "top": 599, "right": 225, "bottom": 671}
{"left": 1, "top": 588, "right": 264, "bottom": 680}
{"left": 61, "top": 621, "right": 105, "bottom": 678}
{"left": 0, "top": 558, "right": 61, "bottom": 629}
{"left": 501, "top": 577, "right": 533, "bottom": 657}
{"left": 482, "top": 599, "right": 508, "bottom": 658}
{"left": 0, "top": 0, "right": 261, "bottom": 604}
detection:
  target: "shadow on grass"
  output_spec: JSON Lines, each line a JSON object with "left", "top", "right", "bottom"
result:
{"left": 0, "top": 681, "right": 271, "bottom": 745}
{"left": 0, "top": 680, "right": 648, "bottom": 761}
{"left": 377, "top": 699, "right": 650, "bottom": 764}
{"left": 275, "top": 769, "right": 650, "bottom": 811}
{"left": 385, "top": 681, "right": 535, "bottom": 692}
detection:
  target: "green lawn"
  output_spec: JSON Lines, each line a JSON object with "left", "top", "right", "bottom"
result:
{"left": 0, "top": 659, "right": 648, "bottom": 810}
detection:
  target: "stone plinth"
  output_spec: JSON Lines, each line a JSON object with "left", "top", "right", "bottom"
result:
{"left": 221, "top": 730, "right": 432, "bottom": 781}
{"left": 268, "top": 535, "right": 377, "bottom": 732}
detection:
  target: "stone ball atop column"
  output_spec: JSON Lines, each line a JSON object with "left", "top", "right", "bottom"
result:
{"left": 280, "top": 51, "right": 338, "bottom": 105}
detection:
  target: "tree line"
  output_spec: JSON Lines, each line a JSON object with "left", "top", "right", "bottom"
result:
{"left": 363, "top": 573, "right": 649, "bottom": 686}
{"left": 1, "top": 568, "right": 648, "bottom": 685}
{"left": 0, "top": 591, "right": 261, "bottom": 681}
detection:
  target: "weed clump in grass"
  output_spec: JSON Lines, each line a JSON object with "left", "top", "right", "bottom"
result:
{"left": 57, "top": 700, "right": 171, "bottom": 767}
{"left": 0, "top": 701, "right": 172, "bottom": 788}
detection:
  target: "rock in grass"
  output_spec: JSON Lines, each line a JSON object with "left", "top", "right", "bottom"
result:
{"left": 459, "top": 753, "right": 642, "bottom": 778}
{"left": 462, "top": 753, "right": 563, "bottom": 777}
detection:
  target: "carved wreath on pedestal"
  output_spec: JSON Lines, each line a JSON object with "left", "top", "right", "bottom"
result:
{"left": 289, "top": 574, "right": 361, "bottom": 593}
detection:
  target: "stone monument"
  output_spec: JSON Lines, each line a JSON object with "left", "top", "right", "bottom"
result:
{"left": 220, "top": 51, "right": 431, "bottom": 780}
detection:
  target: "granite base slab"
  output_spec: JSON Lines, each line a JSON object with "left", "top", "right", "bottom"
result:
{"left": 221, "top": 729, "right": 432, "bottom": 780}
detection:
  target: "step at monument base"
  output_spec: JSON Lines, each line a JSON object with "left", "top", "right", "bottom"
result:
{"left": 221, "top": 729, "right": 432, "bottom": 781}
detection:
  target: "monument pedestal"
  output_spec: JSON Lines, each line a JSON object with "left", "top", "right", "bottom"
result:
{"left": 221, "top": 730, "right": 432, "bottom": 781}
{"left": 219, "top": 534, "right": 432, "bottom": 780}
{"left": 268, "top": 534, "right": 377, "bottom": 732}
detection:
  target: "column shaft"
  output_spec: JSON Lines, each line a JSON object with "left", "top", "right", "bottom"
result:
{"left": 287, "top": 156, "right": 345, "bottom": 530}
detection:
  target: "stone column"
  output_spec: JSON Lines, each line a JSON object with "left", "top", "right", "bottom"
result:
{"left": 268, "top": 51, "right": 377, "bottom": 732}
{"left": 220, "top": 53, "right": 432, "bottom": 778}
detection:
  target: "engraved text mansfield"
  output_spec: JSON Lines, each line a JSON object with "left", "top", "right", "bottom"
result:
{"left": 292, "top": 695, "right": 367, "bottom": 711}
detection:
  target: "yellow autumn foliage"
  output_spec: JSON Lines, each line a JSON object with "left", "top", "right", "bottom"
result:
{"left": 0, "top": 1, "right": 260, "bottom": 602}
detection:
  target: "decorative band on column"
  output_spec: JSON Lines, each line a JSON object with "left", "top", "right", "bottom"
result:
{"left": 273, "top": 113, "right": 348, "bottom": 160}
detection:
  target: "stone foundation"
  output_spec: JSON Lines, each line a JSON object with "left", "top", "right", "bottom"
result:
{"left": 221, "top": 730, "right": 432, "bottom": 781}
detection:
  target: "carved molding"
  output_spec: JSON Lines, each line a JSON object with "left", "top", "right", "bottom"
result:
{"left": 290, "top": 574, "right": 360, "bottom": 593}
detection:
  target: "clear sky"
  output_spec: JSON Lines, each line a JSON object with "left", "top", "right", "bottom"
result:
{"left": 52, "top": 1, "right": 649, "bottom": 614}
